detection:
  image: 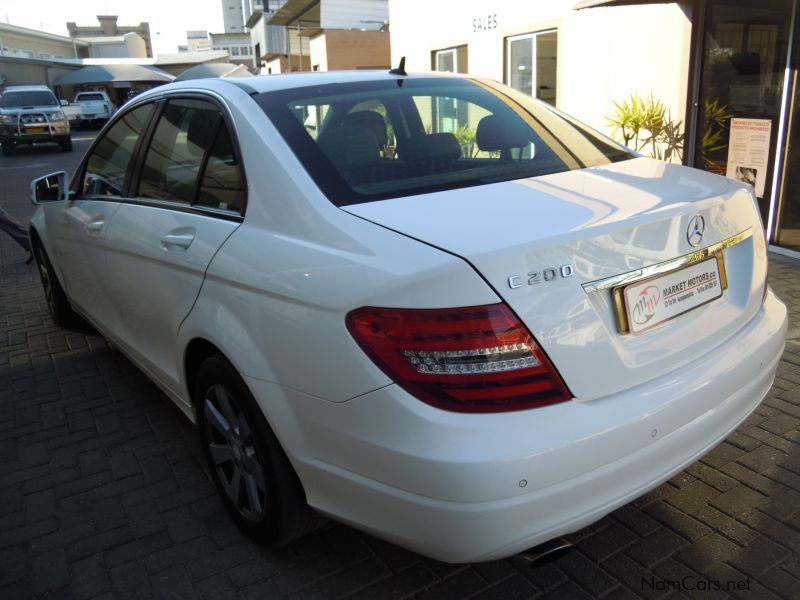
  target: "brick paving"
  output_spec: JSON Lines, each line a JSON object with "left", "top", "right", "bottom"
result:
{"left": 1, "top": 146, "right": 800, "bottom": 598}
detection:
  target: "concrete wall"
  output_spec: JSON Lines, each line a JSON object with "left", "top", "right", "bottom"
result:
{"left": 263, "top": 54, "right": 311, "bottom": 74}
{"left": 321, "top": 0, "right": 388, "bottom": 30}
{"left": 311, "top": 30, "right": 390, "bottom": 71}
{"left": 86, "top": 33, "right": 147, "bottom": 59}
{"left": 0, "top": 57, "right": 79, "bottom": 95}
{"left": 387, "top": 0, "right": 693, "bottom": 158}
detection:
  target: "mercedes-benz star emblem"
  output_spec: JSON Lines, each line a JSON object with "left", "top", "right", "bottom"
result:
{"left": 687, "top": 214, "right": 705, "bottom": 247}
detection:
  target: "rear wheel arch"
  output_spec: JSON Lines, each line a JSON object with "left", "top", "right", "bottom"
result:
{"left": 189, "top": 344, "right": 325, "bottom": 545}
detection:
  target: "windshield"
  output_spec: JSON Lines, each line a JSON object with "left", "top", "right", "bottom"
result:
{"left": 255, "top": 77, "right": 633, "bottom": 206}
{"left": 1, "top": 91, "right": 58, "bottom": 108}
{"left": 77, "top": 93, "right": 104, "bottom": 101}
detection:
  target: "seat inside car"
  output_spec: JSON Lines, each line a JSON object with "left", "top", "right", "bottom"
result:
{"left": 476, "top": 114, "right": 530, "bottom": 160}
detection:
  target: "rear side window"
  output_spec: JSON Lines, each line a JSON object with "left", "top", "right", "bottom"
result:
{"left": 196, "top": 122, "right": 244, "bottom": 213}
{"left": 137, "top": 98, "right": 243, "bottom": 212}
{"left": 82, "top": 103, "right": 154, "bottom": 197}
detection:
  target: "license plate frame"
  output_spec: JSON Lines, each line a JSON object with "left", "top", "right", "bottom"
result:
{"left": 25, "top": 126, "right": 47, "bottom": 135}
{"left": 612, "top": 253, "right": 727, "bottom": 334}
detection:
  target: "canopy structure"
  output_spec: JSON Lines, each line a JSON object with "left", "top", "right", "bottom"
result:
{"left": 53, "top": 64, "right": 174, "bottom": 86}
{"left": 174, "top": 62, "right": 253, "bottom": 82}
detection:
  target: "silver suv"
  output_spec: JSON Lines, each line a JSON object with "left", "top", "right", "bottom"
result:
{"left": 0, "top": 85, "right": 72, "bottom": 156}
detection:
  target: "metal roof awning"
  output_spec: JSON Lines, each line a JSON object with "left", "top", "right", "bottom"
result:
{"left": 53, "top": 64, "right": 175, "bottom": 86}
{"left": 266, "top": 0, "right": 320, "bottom": 26}
{"left": 174, "top": 62, "right": 253, "bottom": 82}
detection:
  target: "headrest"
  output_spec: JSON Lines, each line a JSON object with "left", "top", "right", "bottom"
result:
{"left": 342, "top": 111, "right": 388, "bottom": 148}
{"left": 400, "top": 132, "right": 461, "bottom": 163}
{"left": 318, "top": 125, "right": 380, "bottom": 170}
{"left": 476, "top": 114, "right": 529, "bottom": 152}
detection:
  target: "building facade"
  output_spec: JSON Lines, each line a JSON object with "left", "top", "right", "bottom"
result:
{"left": 209, "top": 32, "right": 255, "bottom": 69}
{"left": 187, "top": 31, "right": 212, "bottom": 53}
{"left": 0, "top": 22, "right": 88, "bottom": 59}
{"left": 389, "top": 0, "right": 800, "bottom": 256}
{"left": 67, "top": 15, "right": 153, "bottom": 58}
{"left": 260, "top": 0, "right": 390, "bottom": 73}
{"left": 221, "top": 0, "right": 247, "bottom": 33}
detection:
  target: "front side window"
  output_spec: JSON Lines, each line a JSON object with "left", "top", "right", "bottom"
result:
{"left": 137, "top": 98, "right": 243, "bottom": 212}
{"left": 256, "top": 77, "right": 632, "bottom": 206}
{"left": 82, "top": 103, "right": 155, "bottom": 197}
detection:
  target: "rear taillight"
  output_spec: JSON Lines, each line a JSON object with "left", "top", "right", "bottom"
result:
{"left": 346, "top": 304, "right": 572, "bottom": 413}
{"left": 103, "top": 103, "right": 109, "bottom": 112}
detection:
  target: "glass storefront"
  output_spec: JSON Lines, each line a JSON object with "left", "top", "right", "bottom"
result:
{"left": 775, "top": 7, "right": 800, "bottom": 250}
{"left": 505, "top": 31, "right": 557, "bottom": 105}
{"left": 692, "top": 0, "right": 793, "bottom": 225}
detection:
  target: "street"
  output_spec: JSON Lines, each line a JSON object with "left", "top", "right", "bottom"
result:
{"left": 1, "top": 138, "right": 800, "bottom": 599}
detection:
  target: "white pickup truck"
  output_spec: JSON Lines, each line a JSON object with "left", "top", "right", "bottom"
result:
{"left": 73, "top": 91, "right": 116, "bottom": 129}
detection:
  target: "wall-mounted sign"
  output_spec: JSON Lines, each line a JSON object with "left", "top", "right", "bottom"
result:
{"left": 725, "top": 118, "right": 772, "bottom": 198}
{"left": 473, "top": 14, "right": 498, "bottom": 33}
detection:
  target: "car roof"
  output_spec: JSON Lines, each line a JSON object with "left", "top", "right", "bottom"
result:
{"left": 3, "top": 85, "right": 54, "bottom": 93}
{"left": 135, "top": 70, "right": 468, "bottom": 100}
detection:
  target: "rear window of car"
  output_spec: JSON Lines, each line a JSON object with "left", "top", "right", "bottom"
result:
{"left": 254, "top": 77, "right": 633, "bottom": 206}
{"left": 76, "top": 93, "right": 104, "bottom": 101}
{"left": 1, "top": 91, "right": 58, "bottom": 108}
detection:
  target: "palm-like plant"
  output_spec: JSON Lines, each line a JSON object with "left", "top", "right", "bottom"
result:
{"left": 606, "top": 92, "right": 684, "bottom": 162}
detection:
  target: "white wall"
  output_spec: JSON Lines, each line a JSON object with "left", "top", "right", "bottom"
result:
{"left": 309, "top": 33, "right": 327, "bottom": 71}
{"left": 322, "top": 0, "right": 388, "bottom": 30}
{"left": 559, "top": 4, "right": 691, "bottom": 142}
{"left": 388, "top": 0, "right": 692, "bottom": 151}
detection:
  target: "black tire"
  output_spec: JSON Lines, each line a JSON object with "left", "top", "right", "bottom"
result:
{"left": 60, "top": 137, "right": 73, "bottom": 152}
{"left": 32, "top": 238, "right": 81, "bottom": 328}
{"left": 195, "top": 354, "right": 323, "bottom": 547}
{"left": 1, "top": 141, "right": 14, "bottom": 156}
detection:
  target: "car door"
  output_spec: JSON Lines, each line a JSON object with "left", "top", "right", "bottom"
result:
{"left": 103, "top": 96, "right": 244, "bottom": 398}
{"left": 48, "top": 102, "right": 156, "bottom": 338}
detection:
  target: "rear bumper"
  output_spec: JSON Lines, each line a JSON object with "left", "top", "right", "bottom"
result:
{"left": 247, "top": 291, "right": 787, "bottom": 563}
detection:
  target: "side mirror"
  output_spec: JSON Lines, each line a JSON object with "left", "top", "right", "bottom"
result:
{"left": 60, "top": 99, "right": 69, "bottom": 106}
{"left": 31, "top": 171, "right": 70, "bottom": 204}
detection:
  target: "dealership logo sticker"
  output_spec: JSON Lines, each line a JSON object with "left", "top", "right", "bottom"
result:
{"left": 630, "top": 285, "right": 661, "bottom": 326}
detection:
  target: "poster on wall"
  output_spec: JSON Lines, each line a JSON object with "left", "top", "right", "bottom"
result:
{"left": 725, "top": 118, "right": 772, "bottom": 198}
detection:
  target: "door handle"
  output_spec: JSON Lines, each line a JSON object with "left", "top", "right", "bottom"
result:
{"left": 160, "top": 228, "right": 195, "bottom": 250}
{"left": 85, "top": 216, "right": 105, "bottom": 233}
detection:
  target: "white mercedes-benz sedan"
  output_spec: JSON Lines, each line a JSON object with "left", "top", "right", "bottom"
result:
{"left": 28, "top": 70, "right": 787, "bottom": 563}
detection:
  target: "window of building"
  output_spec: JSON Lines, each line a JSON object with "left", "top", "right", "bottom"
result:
{"left": 505, "top": 30, "right": 557, "bottom": 105}
{"left": 82, "top": 103, "right": 155, "bottom": 197}
{"left": 231, "top": 46, "right": 240, "bottom": 56}
{"left": 431, "top": 45, "right": 468, "bottom": 74}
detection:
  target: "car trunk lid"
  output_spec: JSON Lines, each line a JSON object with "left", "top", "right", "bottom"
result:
{"left": 343, "top": 157, "right": 767, "bottom": 400}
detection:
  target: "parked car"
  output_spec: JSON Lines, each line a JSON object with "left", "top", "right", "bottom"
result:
{"left": 59, "top": 99, "right": 83, "bottom": 129}
{"left": 28, "top": 72, "right": 787, "bottom": 563}
{"left": 0, "top": 85, "right": 72, "bottom": 155}
{"left": 73, "top": 90, "right": 116, "bottom": 129}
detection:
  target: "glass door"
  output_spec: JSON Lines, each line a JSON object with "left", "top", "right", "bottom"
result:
{"left": 775, "top": 5, "right": 800, "bottom": 250}
{"left": 506, "top": 30, "right": 557, "bottom": 105}
{"left": 692, "top": 0, "right": 794, "bottom": 224}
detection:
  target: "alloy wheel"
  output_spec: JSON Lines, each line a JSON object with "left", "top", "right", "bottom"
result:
{"left": 203, "top": 384, "right": 267, "bottom": 521}
{"left": 35, "top": 247, "right": 55, "bottom": 314}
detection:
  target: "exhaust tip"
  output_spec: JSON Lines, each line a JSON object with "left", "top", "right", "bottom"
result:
{"left": 515, "top": 538, "right": 573, "bottom": 567}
